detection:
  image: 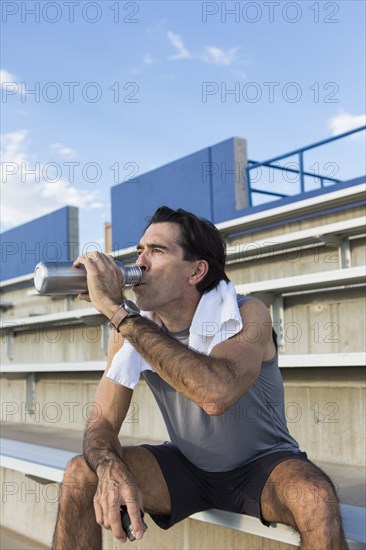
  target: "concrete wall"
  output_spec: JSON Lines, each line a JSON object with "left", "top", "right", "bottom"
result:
{"left": 0, "top": 468, "right": 296, "bottom": 550}
{"left": 1, "top": 177, "right": 365, "bottom": 549}
{"left": 1, "top": 370, "right": 364, "bottom": 468}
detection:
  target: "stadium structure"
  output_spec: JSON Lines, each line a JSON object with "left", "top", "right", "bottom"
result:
{"left": 1, "top": 128, "right": 365, "bottom": 549}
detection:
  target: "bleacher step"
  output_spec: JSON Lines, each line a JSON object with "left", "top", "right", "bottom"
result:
{"left": 0, "top": 526, "right": 49, "bottom": 549}
{"left": 1, "top": 423, "right": 365, "bottom": 508}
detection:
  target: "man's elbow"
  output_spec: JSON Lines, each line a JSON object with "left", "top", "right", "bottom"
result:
{"left": 200, "top": 379, "right": 254, "bottom": 416}
{"left": 201, "top": 391, "right": 237, "bottom": 416}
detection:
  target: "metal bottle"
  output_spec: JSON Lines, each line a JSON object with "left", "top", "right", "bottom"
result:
{"left": 34, "top": 261, "right": 142, "bottom": 295}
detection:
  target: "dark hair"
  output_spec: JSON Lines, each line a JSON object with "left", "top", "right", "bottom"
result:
{"left": 145, "top": 206, "right": 229, "bottom": 294}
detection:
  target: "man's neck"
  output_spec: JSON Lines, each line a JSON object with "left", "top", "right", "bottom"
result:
{"left": 156, "top": 293, "right": 202, "bottom": 332}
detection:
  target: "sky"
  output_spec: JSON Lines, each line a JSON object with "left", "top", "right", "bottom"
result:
{"left": 1, "top": 0, "right": 365, "bottom": 250}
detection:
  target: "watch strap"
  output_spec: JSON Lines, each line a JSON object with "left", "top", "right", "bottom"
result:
{"left": 109, "top": 300, "right": 140, "bottom": 331}
{"left": 108, "top": 304, "right": 128, "bottom": 331}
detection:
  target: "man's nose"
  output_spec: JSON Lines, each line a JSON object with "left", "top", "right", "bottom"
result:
{"left": 136, "top": 254, "right": 148, "bottom": 271}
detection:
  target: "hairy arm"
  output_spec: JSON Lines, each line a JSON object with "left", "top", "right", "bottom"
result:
{"left": 73, "top": 252, "right": 274, "bottom": 416}
{"left": 120, "top": 298, "right": 274, "bottom": 414}
{"left": 82, "top": 330, "right": 145, "bottom": 542}
{"left": 83, "top": 329, "right": 132, "bottom": 472}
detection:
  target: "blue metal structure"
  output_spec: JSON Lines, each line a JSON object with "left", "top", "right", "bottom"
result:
{"left": 111, "top": 137, "right": 249, "bottom": 250}
{"left": 0, "top": 206, "right": 78, "bottom": 281}
{"left": 246, "top": 126, "right": 366, "bottom": 206}
{"left": 111, "top": 128, "right": 365, "bottom": 249}
{"left": 1, "top": 129, "right": 364, "bottom": 280}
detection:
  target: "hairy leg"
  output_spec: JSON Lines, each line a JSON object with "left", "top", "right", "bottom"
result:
{"left": 52, "top": 455, "right": 100, "bottom": 550}
{"left": 52, "top": 447, "right": 170, "bottom": 550}
{"left": 260, "top": 459, "right": 348, "bottom": 550}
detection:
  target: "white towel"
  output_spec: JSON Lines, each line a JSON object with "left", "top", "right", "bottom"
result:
{"left": 107, "top": 280, "right": 243, "bottom": 389}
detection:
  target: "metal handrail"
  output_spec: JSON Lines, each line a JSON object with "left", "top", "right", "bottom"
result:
{"left": 248, "top": 159, "right": 341, "bottom": 183}
{"left": 246, "top": 125, "right": 366, "bottom": 206}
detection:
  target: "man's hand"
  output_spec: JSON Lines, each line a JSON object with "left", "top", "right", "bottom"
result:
{"left": 74, "top": 252, "right": 123, "bottom": 319}
{"left": 94, "top": 457, "right": 145, "bottom": 543}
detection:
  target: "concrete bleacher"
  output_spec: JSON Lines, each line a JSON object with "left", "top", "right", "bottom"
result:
{"left": 1, "top": 433, "right": 365, "bottom": 549}
{"left": 1, "top": 168, "right": 365, "bottom": 547}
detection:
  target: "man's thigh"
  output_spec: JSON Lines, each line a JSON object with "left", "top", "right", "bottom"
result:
{"left": 260, "top": 458, "right": 339, "bottom": 527}
{"left": 122, "top": 446, "right": 171, "bottom": 515}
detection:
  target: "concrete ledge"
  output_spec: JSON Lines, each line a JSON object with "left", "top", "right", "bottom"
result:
{"left": 1, "top": 437, "right": 77, "bottom": 483}
{"left": 192, "top": 504, "right": 366, "bottom": 546}
{"left": 225, "top": 216, "right": 366, "bottom": 262}
{"left": 191, "top": 509, "right": 300, "bottom": 546}
{"left": 0, "top": 361, "right": 105, "bottom": 374}
{"left": 0, "top": 307, "right": 101, "bottom": 331}
{"left": 1, "top": 353, "right": 365, "bottom": 374}
{"left": 236, "top": 265, "right": 366, "bottom": 296}
{"left": 1, "top": 436, "right": 365, "bottom": 546}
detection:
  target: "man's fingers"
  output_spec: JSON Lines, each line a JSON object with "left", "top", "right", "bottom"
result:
{"left": 109, "top": 503, "right": 126, "bottom": 542}
{"left": 95, "top": 462, "right": 144, "bottom": 544}
{"left": 74, "top": 251, "right": 103, "bottom": 269}
{"left": 93, "top": 496, "right": 104, "bottom": 526}
{"left": 127, "top": 502, "right": 145, "bottom": 540}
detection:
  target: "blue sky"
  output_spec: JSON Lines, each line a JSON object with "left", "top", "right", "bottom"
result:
{"left": 1, "top": 0, "right": 365, "bottom": 249}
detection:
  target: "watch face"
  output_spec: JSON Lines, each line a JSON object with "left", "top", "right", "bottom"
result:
{"left": 123, "top": 300, "right": 140, "bottom": 315}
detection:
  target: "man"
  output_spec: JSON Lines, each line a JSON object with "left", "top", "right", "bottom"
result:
{"left": 53, "top": 206, "right": 347, "bottom": 550}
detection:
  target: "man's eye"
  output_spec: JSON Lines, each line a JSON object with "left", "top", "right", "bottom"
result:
{"left": 152, "top": 248, "right": 162, "bottom": 253}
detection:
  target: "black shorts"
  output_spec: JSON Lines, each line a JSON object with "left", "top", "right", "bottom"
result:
{"left": 141, "top": 442, "right": 308, "bottom": 530}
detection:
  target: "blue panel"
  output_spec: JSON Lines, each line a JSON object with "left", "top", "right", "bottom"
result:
{"left": 0, "top": 207, "right": 78, "bottom": 281}
{"left": 111, "top": 133, "right": 365, "bottom": 251}
{"left": 111, "top": 148, "right": 213, "bottom": 250}
{"left": 210, "top": 138, "right": 235, "bottom": 222}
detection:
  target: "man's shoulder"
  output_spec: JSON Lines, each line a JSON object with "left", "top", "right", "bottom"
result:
{"left": 237, "top": 294, "right": 252, "bottom": 308}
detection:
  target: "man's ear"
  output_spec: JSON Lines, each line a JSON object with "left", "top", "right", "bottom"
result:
{"left": 188, "top": 260, "right": 209, "bottom": 285}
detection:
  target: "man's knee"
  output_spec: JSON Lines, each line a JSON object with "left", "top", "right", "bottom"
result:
{"left": 63, "top": 455, "right": 96, "bottom": 492}
{"left": 266, "top": 459, "right": 341, "bottom": 521}
{"left": 278, "top": 461, "right": 341, "bottom": 528}
{"left": 293, "top": 461, "right": 339, "bottom": 508}
{"left": 60, "top": 456, "right": 97, "bottom": 506}
{"left": 64, "top": 455, "right": 93, "bottom": 480}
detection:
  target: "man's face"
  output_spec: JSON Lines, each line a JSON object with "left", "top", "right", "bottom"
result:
{"left": 132, "top": 222, "right": 198, "bottom": 313}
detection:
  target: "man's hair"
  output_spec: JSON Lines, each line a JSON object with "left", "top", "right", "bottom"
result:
{"left": 145, "top": 206, "right": 229, "bottom": 294}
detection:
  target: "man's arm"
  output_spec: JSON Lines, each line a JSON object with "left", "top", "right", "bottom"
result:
{"left": 83, "top": 329, "right": 131, "bottom": 471}
{"left": 83, "top": 329, "right": 145, "bottom": 542}
{"left": 120, "top": 298, "right": 273, "bottom": 415}
{"left": 74, "top": 252, "right": 273, "bottom": 416}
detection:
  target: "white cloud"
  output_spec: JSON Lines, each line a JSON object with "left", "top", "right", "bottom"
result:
{"left": 0, "top": 69, "right": 18, "bottom": 88}
{"left": 167, "top": 31, "right": 191, "bottom": 60}
{"left": 201, "top": 46, "right": 239, "bottom": 66}
{"left": 328, "top": 112, "right": 366, "bottom": 137}
{"left": 165, "top": 35, "right": 242, "bottom": 71}
{"left": 0, "top": 68, "right": 25, "bottom": 97}
{"left": 0, "top": 129, "right": 29, "bottom": 162}
{"left": 1, "top": 130, "right": 102, "bottom": 232}
{"left": 50, "top": 142, "right": 77, "bottom": 159}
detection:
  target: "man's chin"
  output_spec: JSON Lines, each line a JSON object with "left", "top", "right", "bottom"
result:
{"left": 132, "top": 289, "right": 147, "bottom": 310}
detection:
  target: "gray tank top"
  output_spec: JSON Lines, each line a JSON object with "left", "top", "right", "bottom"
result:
{"left": 142, "top": 295, "right": 299, "bottom": 472}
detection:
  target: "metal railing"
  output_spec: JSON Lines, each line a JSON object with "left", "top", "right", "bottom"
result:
{"left": 246, "top": 125, "right": 366, "bottom": 207}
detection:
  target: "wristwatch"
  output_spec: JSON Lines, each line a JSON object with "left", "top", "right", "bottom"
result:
{"left": 108, "top": 299, "right": 141, "bottom": 331}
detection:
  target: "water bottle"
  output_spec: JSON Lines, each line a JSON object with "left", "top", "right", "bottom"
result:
{"left": 34, "top": 261, "right": 142, "bottom": 295}
{"left": 120, "top": 505, "right": 148, "bottom": 541}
